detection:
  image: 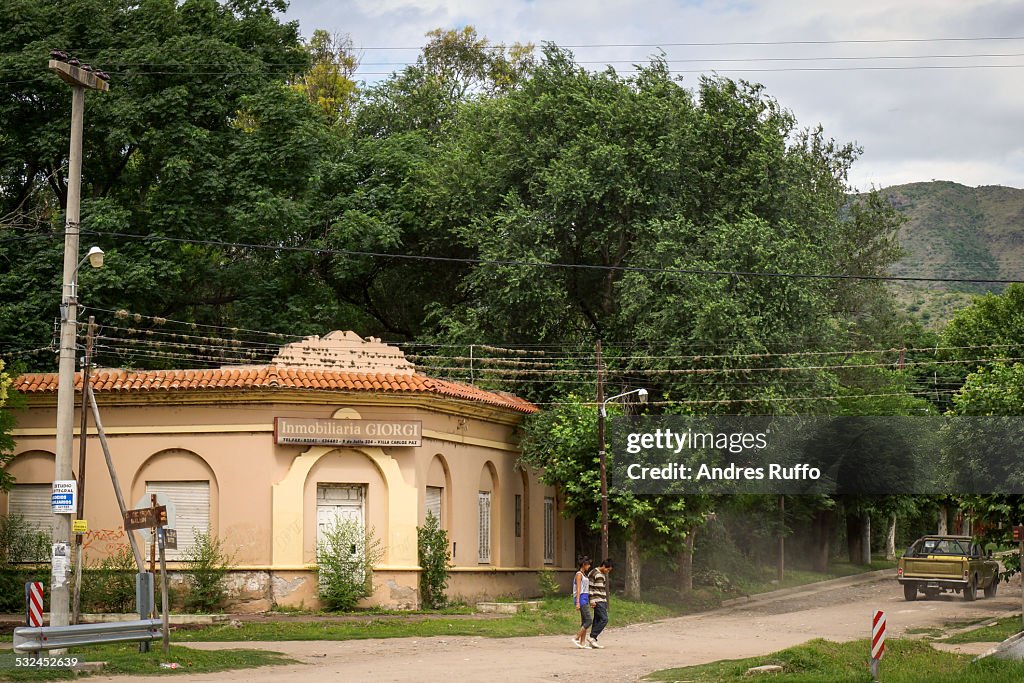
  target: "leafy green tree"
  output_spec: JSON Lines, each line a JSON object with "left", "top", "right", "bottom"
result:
{"left": 0, "top": 0, "right": 333, "bottom": 366}
{"left": 519, "top": 395, "right": 692, "bottom": 597}
{"left": 293, "top": 29, "right": 358, "bottom": 126}
{"left": 427, "top": 48, "right": 904, "bottom": 408}
{"left": 941, "top": 286, "right": 1024, "bottom": 578}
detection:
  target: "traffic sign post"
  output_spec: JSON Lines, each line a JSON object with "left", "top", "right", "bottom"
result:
{"left": 123, "top": 505, "right": 167, "bottom": 531}
{"left": 870, "top": 610, "right": 886, "bottom": 681}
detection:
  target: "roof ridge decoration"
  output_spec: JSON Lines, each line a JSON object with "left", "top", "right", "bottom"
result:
{"left": 269, "top": 331, "right": 416, "bottom": 376}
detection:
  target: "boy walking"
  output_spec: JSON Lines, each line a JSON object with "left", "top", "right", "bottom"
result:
{"left": 587, "top": 559, "right": 612, "bottom": 648}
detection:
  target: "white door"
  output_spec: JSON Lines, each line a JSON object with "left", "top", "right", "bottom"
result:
{"left": 316, "top": 484, "right": 365, "bottom": 547}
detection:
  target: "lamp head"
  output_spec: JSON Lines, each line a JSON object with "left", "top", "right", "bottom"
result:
{"left": 638, "top": 388, "right": 648, "bottom": 403}
{"left": 85, "top": 246, "right": 104, "bottom": 268}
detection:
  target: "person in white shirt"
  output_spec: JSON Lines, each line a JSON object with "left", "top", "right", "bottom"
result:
{"left": 571, "top": 556, "right": 593, "bottom": 649}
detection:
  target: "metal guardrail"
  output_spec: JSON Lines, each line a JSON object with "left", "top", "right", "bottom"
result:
{"left": 14, "top": 619, "right": 162, "bottom": 653}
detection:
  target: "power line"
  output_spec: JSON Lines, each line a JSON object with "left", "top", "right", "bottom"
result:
{"left": 79, "top": 229, "right": 1024, "bottom": 286}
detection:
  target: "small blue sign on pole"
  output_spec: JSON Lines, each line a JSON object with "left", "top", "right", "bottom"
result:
{"left": 51, "top": 480, "right": 77, "bottom": 514}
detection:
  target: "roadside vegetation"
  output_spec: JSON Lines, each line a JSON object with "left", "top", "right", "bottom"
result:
{"left": 940, "top": 616, "right": 1024, "bottom": 645}
{"left": 0, "top": 644, "right": 293, "bottom": 682}
{"left": 645, "top": 638, "right": 1024, "bottom": 683}
{"left": 172, "top": 596, "right": 678, "bottom": 642}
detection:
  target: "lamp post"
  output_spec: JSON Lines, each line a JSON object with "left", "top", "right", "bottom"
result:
{"left": 598, "top": 387, "right": 648, "bottom": 561}
{"left": 49, "top": 54, "right": 108, "bottom": 631}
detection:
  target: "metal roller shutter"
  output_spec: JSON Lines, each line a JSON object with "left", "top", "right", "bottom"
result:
{"left": 145, "top": 481, "right": 210, "bottom": 561}
{"left": 426, "top": 486, "right": 442, "bottom": 526}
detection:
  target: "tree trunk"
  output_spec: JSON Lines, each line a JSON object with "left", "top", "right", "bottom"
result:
{"left": 938, "top": 506, "right": 948, "bottom": 534}
{"left": 624, "top": 521, "right": 641, "bottom": 600}
{"left": 846, "top": 513, "right": 865, "bottom": 564}
{"left": 812, "top": 509, "right": 832, "bottom": 572}
{"left": 861, "top": 514, "right": 872, "bottom": 565}
{"left": 886, "top": 514, "right": 897, "bottom": 561}
{"left": 677, "top": 530, "right": 695, "bottom": 593}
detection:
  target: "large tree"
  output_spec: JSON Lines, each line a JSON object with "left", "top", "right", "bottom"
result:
{"left": 425, "top": 47, "right": 904, "bottom": 406}
{"left": 0, "top": 0, "right": 333, "bottom": 365}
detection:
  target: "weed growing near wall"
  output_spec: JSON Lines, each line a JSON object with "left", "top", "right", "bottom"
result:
{"left": 181, "top": 529, "right": 235, "bottom": 613}
{"left": 417, "top": 512, "right": 451, "bottom": 609}
{"left": 316, "top": 519, "right": 383, "bottom": 611}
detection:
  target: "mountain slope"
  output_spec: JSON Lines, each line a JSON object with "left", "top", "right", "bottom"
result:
{"left": 881, "top": 181, "right": 1024, "bottom": 328}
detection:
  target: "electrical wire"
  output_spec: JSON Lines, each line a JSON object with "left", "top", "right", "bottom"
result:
{"left": 73, "top": 230, "right": 1024, "bottom": 286}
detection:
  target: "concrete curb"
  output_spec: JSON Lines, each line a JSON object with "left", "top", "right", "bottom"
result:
{"left": 720, "top": 568, "right": 894, "bottom": 608}
{"left": 975, "top": 629, "right": 1024, "bottom": 661}
{"left": 0, "top": 612, "right": 229, "bottom": 625}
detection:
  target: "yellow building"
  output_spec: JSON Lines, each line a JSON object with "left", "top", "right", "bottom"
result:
{"left": 4, "top": 332, "right": 573, "bottom": 610}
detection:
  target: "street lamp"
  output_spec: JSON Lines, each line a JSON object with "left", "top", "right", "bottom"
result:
{"left": 49, "top": 52, "right": 108, "bottom": 632}
{"left": 597, "top": 387, "right": 648, "bottom": 561}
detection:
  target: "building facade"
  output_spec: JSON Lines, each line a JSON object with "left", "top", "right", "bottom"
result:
{"left": 4, "top": 332, "right": 574, "bottom": 610}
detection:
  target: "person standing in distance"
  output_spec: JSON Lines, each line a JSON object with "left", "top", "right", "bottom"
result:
{"left": 587, "top": 559, "right": 613, "bottom": 648}
{"left": 571, "top": 556, "right": 592, "bottom": 648}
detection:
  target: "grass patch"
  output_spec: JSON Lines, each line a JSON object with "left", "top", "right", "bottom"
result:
{"left": 942, "top": 616, "right": 1024, "bottom": 644}
{"left": 173, "top": 596, "right": 679, "bottom": 642}
{"left": 735, "top": 561, "right": 895, "bottom": 595}
{"left": 0, "top": 643, "right": 293, "bottom": 682}
{"left": 645, "top": 638, "right": 1024, "bottom": 682}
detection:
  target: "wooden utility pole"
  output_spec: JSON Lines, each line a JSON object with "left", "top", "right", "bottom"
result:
{"left": 777, "top": 495, "right": 785, "bottom": 582}
{"left": 71, "top": 317, "right": 96, "bottom": 624}
{"left": 596, "top": 339, "right": 608, "bottom": 561}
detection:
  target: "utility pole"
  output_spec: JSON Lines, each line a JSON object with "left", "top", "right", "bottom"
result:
{"left": 48, "top": 54, "right": 109, "bottom": 633}
{"left": 596, "top": 340, "right": 608, "bottom": 561}
{"left": 72, "top": 317, "right": 96, "bottom": 624}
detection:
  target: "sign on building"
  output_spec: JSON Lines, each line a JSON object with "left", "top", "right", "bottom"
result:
{"left": 275, "top": 418, "right": 422, "bottom": 447}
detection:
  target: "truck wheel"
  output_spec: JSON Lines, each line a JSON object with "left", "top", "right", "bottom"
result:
{"left": 964, "top": 578, "right": 977, "bottom": 602}
{"left": 984, "top": 579, "right": 998, "bottom": 598}
{"left": 903, "top": 583, "right": 918, "bottom": 601}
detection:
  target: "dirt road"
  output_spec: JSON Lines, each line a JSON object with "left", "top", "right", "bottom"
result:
{"left": 102, "top": 572, "right": 1022, "bottom": 682}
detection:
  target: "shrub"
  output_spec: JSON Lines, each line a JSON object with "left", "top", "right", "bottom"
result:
{"left": 0, "top": 514, "right": 51, "bottom": 564}
{"left": 537, "top": 568, "right": 561, "bottom": 598}
{"left": 315, "top": 519, "right": 383, "bottom": 611}
{"left": 82, "top": 545, "right": 136, "bottom": 613}
{"left": 181, "top": 529, "right": 235, "bottom": 613}
{"left": 0, "top": 570, "right": 49, "bottom": 612}
{"left": 417, "top": 512, "right": 451, "bottom": 609}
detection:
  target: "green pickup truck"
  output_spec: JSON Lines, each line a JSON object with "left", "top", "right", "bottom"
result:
{"left": 897, "top": 535, "right": 1000, "bottom": 601}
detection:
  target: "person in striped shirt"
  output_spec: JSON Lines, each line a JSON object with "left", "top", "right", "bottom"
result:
{"left": 587, "top": 559, "right": 613, "bottom": 648}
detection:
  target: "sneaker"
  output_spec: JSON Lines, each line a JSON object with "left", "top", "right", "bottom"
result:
{"left": 571, "top": 637, "right": 586, "bottom": 649}
{"left": 587, "top": 637, "right": 604, "bottom": 649}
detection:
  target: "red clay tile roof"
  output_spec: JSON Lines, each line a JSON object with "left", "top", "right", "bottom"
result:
{"left": 13, "top": 366, "right": 537, "bottom": 414}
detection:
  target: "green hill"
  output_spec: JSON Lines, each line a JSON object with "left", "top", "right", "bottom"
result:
{"left": 880, "top": 181, "right": 1024, "bottom": 329}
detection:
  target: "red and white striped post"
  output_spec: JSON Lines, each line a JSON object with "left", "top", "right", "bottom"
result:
{"left": 870, "top": 609, "right": 886, "bottom": 680}
{"left": 25, "top": 581, "right": 45, "bottom": 627}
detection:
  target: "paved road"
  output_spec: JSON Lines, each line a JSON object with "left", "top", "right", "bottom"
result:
{"left": 96, "top": 572, "right": 1022, "bottom": 682}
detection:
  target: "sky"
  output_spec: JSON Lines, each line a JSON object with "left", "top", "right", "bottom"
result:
{"left": 277, "top": 0, "right": 1024, "bottom": 191}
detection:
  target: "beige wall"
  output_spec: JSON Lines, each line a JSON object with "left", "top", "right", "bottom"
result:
{"left": 4, "top": 390, "right": 574, "bottom": 609}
